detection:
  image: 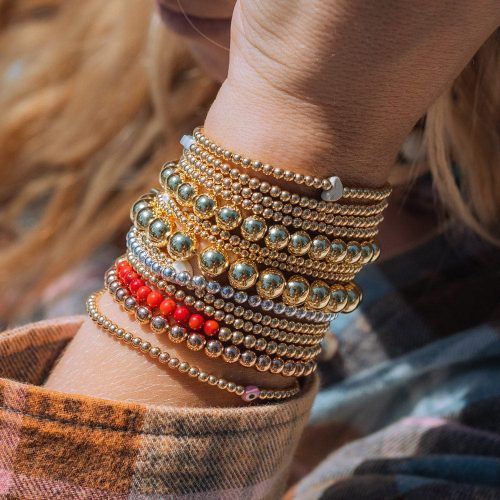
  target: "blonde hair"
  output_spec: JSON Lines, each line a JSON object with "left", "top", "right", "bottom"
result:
{"left": 426, "top": 31, "right": 500, "bottom": 244}
{"left": 0, "top": 1, "right": 498, "bottom": 322}
{"left": 0, "top": 0, "right": 217, "bottom": 321}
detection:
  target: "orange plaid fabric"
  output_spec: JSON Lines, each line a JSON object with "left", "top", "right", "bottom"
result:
{"left": 0, "top": 317, "right": 317, "bottom": 499}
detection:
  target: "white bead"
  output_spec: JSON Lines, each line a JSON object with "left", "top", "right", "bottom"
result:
{"left": 172, "top": 259, "right": 193, "bottom": 275}
{"left": 321, "top": 176, "right": 344, "bottom": 202}
{"left": 180, "top": 134, "right": 195, "bottom": 150}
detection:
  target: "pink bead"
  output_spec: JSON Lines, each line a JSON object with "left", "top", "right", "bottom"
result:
{"left": 242, "top": 385, "right": 260, "bottom": 402}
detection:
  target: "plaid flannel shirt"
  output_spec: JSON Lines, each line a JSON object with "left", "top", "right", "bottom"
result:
{"left": 1, "top": 231, "right": 500, "bottom": 499}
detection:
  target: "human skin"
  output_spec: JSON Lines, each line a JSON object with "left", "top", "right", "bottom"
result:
{"left": 45, "top": 1, "right": 500, "bottom": 406}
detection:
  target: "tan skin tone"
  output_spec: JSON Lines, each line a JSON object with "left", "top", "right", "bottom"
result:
{"left": 45, "top": 0, "right": 500, "bottom": 406}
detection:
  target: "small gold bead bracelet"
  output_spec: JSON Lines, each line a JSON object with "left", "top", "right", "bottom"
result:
{"left": 189, "top": 128, "right": 392, "bottom": 203}
{"left": 87, "top": 291, "right": 301, "bottom": 403}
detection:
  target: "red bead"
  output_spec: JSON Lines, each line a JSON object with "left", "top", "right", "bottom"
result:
{"left": 118, "top": 266, "right": 133, "bottom": 281}
{"left": 129, "top": 278, "right": 145, "bottom": 294}
{"left": 136, "top": 286, "right": 152, "bottom": 302}
{"left": 188, "top": 314, "right": 205, "bottom": 331}
{"left": 146, "top": 291, "right": 163, "bottom": 309}
{"left": 117, "top": 261, "right": 132, "bottom": 273}
{"left": 203, "top": 319, "right": 220, "bottom": 337}
{"left": 117, "top": 261, "right": 131, "bottom": 273}
{"left": 173, "top": 305, "right": 190, "bottom": 324}
{"left": 123, "top": 271, "right": 139, "bottom": 284}
{"left": 160, "top": 298, "right": 177, "bottom": 317}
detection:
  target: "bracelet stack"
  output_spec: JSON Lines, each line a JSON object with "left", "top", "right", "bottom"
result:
{"left": 89, "top": 127, "right": 391, "bottom": 403}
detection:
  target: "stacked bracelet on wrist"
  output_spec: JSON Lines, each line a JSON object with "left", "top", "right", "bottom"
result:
{"left": 89, "top": 127, "right": 391, "bottom": 402}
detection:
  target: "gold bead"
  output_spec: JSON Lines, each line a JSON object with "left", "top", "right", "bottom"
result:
{"left": 308, "top": 236, "right": 331, "bottom": 260}
{"left": 164, "top": 172, "right": 183, "bottom": 193}
{"left": 228, "top": 259, "right": 259, "bottom": 289}
{"left": 241, "top": 216, "right": 267, "bottom": 241}
{"left": 327, "top": 284, "right": 348, "bottom": 312}
{"left": 239, "top": 350, "right": 257, "bottom": 367}
{"left": 282, "top": 275, "right": 310, "bottom": 306}
{"left": 282, "top": 361, "right": 296, "bottom": 377}
{"left": 270, "top": 358, "right": 284, "bottom": 374}
{"left": 288, "top": 231, "right": 311, "bottom": 256}
{"left": 205, "top": 340, "right": 223, "bottom": 358}
{"left": 328, "top": 239, "right": 348, "bottom": 263}
{"left": 168, "top": 326, "right": 187, "bottom": 343}
{"left": 187, "top": 333, "right": 206, "bottom": 351}
{"left": 265, "top": 225, "right": 290, "bottom": 250}
{"left": 148, "top": 219, "right": 173, "bottom": 247}
{"left": 343, "top": 283, "right": 362, "bottom": 313}
{"left": 167, "top": 232, "right": 196, "bottom": 260}
{"left": 256, "top": 268, "right": 285, "bottom": 299}
{"left": 176, "top": 182, "right": 198, "bottom": 206}
{"left": 193, "top": 194, "right": 217, "bottom": 219}
{"left": 216, "top": 206, "right": 242, "bottom": 230}
{"left": 256, "top": 355, "right": 272, "bottom": 372}
{"left": 359, "top": 241, "right": 374, "bottom": 264}
{"left": 344, "top": 242, "right": 362, "bottom": 264}
{"left": 222, "top": 346, "right": 240, "bottom": 363}
{"left": 306, "top": 281, "right": 330, "bottom": 309}
{"left": 134, "top": 208, "right": 155, "bottom": 231}
{"left": 198, "top": 247, "right": 229, "bottom": 277}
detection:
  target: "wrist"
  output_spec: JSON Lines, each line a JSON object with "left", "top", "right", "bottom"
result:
{"left": 205, "top": 77, "right": 335, "bottom": 181}
{"left": 45, "top": 291, "right": 291, "bottom": 407}
{"left": 205, "top": 74, "right": 391, "bottom": 188}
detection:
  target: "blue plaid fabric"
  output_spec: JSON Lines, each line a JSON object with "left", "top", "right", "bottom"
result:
{"left": 293, "top": 231, "right": 500, "bottom": 498}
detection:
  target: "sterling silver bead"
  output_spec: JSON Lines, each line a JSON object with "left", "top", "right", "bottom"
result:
{"left": 169, "top": 325, "right": 187, "bottom": 343}
{"left": 135, "top": 306, "right": 152, "bottom": 323}
{"left": 150, "top": 315, "right": 167, "bottom": 333}
{"left": 123, "top": 296, "right": 136, "bottom": 311}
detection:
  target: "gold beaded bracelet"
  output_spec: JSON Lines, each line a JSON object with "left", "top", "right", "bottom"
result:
{"left": 156, "top": 193, "right": 363, "bottom": 282}
{"left": 131, "top": 194, "right": 364, "bottom": 312}
{"left": 178, "top": 154, "right": 385, "bottom": 229}
{"left": 191, "top": 128, "right": 392, "bottom": 203}
{"left": 87, "top": 290, "right": 301, "bottom": 402}
{"left": 179, "top": 138, "right": 390, "bottom": 216}
{"left": 176, "top": 153, "right": 385, "bottom": 238}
